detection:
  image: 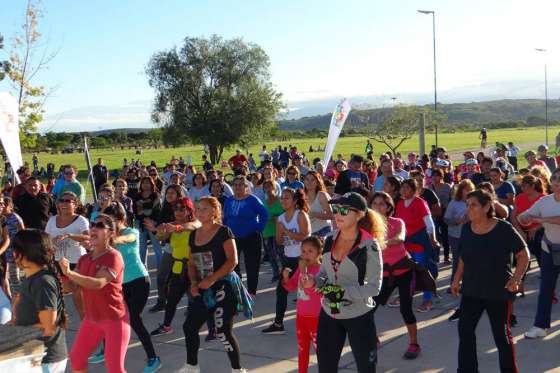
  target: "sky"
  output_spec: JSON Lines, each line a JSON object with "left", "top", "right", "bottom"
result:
{"left": 0, "top": 0, "right": 559, "bottom": 132}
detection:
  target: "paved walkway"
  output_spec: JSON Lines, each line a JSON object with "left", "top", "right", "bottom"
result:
{"left": 64, "top": 255, "right": 560, "bottom": 373}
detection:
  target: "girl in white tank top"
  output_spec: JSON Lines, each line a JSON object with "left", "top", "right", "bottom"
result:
{"left": 278, "top": 210, "right": 302, "bottom": 257}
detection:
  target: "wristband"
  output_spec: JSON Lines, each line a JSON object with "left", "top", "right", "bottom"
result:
{"left": 175, "top": 225, "right": 183, "bottom": 233}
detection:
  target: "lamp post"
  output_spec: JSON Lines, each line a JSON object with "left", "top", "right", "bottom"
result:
{"left": 535, "top": 48, "right": 548, "bottom": 146}
{"left": 418, "top": 9, "right": 438, "bottom": 146}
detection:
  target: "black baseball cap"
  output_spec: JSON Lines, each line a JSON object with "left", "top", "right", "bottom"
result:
{"left": 329, "top": 192, "right": 367, "bottom": 212}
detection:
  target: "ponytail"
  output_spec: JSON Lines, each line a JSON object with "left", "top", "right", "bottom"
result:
{"left": 293, "top": 188, "right": 309, "bottom": 213}
{"left": 357, "top": 208, "right": 387, "bottom": 249}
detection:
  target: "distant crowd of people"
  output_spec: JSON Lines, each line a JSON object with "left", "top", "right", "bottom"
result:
{"left": 1, "top": 135, "right": 559, "bottom": 373}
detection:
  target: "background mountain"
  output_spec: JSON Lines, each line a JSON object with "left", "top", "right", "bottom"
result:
{"left": 278, "top": 99, "right": 560, "bottom": 131}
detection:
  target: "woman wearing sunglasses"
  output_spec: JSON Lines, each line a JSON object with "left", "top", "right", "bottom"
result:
{"left": 281, "top": 166, "right": 304, "bottom": 190}
{"left": 150, "top": 197, "right": 203, "bottom": 337}
{"left": 310, "top": 192, "right": 384, "bottom": 373}
{"left": 262, "top": 188, "right": 311, "bottom": 334}
{"left": 45, "top": 191, "right": 89, "bottom": 319}
{"left": 59, "top": 214, "right": 131, "bottom": 373}
{"left": 134, "top": 177, "right": 162, "bottom": 269}
{"left": 87, "top": 187, "right": 118, "bottom": 221}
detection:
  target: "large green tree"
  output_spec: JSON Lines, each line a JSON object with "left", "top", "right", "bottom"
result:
{"left": 146, "top": 35, "right": 283, "bottom": 164}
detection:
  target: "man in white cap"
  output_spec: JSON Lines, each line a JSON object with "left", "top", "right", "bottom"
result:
{"left": 537, "top": 144, "right": 557, "bottom": 172}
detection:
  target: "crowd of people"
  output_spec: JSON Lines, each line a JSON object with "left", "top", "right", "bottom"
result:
{"left": 0, "top": 138, "right": 559, "bottom": 373}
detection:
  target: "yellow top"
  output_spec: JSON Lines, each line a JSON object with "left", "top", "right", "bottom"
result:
{"left": 170, "top": 230, "right": 191, "bottom": 275}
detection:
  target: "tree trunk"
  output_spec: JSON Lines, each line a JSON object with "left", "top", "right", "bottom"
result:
{"left": 209, "top": 144, "right": 218, "bottom": 165}
{"left": 218, "top": 145, "right": 224, "bottom": 163}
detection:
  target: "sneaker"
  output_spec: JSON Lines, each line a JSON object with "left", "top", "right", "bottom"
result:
{"left": 262, "top": 322, "right": 285, "bottom": 335}
{"left": 150, "top": 324, "right": 172, "bottom": 336}
{"left": 232, "top": 369, "right": 247, "bottom": 373}
{"left": 88, "top": 350, "right": 105, "bottom": 364}
{"left": 448, "top": 309, "right": 461, "bottom": 322}
{"left": 148, "top": 301, "right": 166, "bottom": 313}
{"left": 143, "top": 357, "right": 162, "bottom": 373}
{"left": 416, "top": 301, "right": 433, "bottom": 313}
{"left": 525, "top": 326, "right": 547, "bottom": 339}
{"left": 184, "top": 364, "right": 200, "bottom": 373}
{"left": 205, "top": 330, "right": 217, "bottom": 342}
{"left": 403, "top": 343, "right": 421, "bottom": 359}
{"left": 388, "top": 297, "right": 400, "bottom": 308}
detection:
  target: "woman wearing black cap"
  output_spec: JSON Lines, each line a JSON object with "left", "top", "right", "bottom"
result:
{"left": 308, "top": 192, "right": 384, "bottom": 373}
{"left": 451, "top": 190, "right": 528, "bottom": 373}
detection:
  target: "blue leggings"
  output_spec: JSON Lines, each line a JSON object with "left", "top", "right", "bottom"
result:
{"left": 410, "top": 251, "right": 432, "bottom": 301}
{"left": 137, "top": 223, "right": 162, "bottom": 270}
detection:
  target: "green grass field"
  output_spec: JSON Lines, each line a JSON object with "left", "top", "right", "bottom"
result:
{"left": 23, "top": 126, "right": 559, "bottom": 175}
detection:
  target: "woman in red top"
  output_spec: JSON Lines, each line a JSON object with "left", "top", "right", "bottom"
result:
{"left": 512, "top": 175, "right": 546, "bottom": 265}
{"left": 371, "top": 192, "right": 420, "bottom": 359}
{"left": 394, "top": 179, "right": 439, "bottom": 313}
{"left": 59, "top": 214, "right": 130, "bottom": 373}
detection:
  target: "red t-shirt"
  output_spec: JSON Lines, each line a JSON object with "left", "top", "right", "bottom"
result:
{"left": 76, "top": 249, "right": 127, "bottom": 321}
{"left": 514, "top": 192, "right": 546, "bottom": 230}
{"left": 229, "top": 154, "right": 247, "bottom": 169}
{"left": 382, "top": 217, "right": 410, "bottom": 277}
{"left": 395, "top": 197, "right": 430, "bottom": 237}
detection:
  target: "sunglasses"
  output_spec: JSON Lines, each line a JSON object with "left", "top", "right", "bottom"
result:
{"left": 332, "top": 205, "right": 357, "bottom": 216}
{"left": 149, "top": 173, "right": 157, "bottom": 176}
{"left": 98, "top": 196, "right": 111, "bottom": 201}
{"left": 57, "top": 198, "right": 74, "bottom": 204}
{"left": 287, "top": 172, "right": 296, "bottom": 176}
{"left": 174, "top": 206, "right": 188, "bottom": 212}
{"left": 64, "top": 172, "right": 74, "bottom": 176}
{"left": 90, "top": 221, "right": 112, "bottom": 230}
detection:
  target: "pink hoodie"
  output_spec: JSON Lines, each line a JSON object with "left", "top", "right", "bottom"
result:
{"left": 283, "top": 263, "right": 322, "bottom": 317}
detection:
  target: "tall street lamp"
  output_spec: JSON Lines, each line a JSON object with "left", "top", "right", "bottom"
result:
{"left": 418, "top": 9, "right": 438, "bottom": 146}
{"left": 535, "top": 48, "right": 548, "bottom": 146}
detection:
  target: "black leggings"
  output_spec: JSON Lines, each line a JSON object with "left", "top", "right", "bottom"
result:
{"left": 164, "top": 274, "right": 188, "bottom": 326}
{"left": 123, "top": 276, "right": 157, "bottom": 359}
{"left": 317, "top": 309, "right": 377, "bottom": 373}
{"left": 234, "top": 232, "right": 263, "bottom": 294}
{"left": 274, "top": 256, "right": 299, "bottom": 324}
{"left": 183, "top": 281, "right": 241, "bottom": 369}
{"left": 374, "top": 269, "right": 416, "bottom": 325}
{"left": 458, "top": 296, "right": 517, "bottom": 373}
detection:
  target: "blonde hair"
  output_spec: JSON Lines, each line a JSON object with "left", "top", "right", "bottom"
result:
{"left": 358, "top": 208, "right": 387, "bottom": 249}
{"left": 199, "top": 196, "right": 222, "bottom": 223}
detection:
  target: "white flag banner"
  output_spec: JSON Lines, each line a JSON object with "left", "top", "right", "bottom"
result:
{"left": 323, "top": 98, "right": 351, "bottom": 166}
{"left": 0, "top": 92, "right": 23, "bottom": 183}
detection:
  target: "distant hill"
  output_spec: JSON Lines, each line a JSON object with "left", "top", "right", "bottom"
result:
{"left": 278, "top": 99, "right": 560, "bottom": 131}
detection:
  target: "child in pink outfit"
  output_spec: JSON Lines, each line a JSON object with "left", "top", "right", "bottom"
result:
{"left": 282, "top": 236, "right": 323, "bottom": 373}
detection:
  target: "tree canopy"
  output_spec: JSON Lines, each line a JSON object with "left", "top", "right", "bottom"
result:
{"left": 146, "top": 35, "right": 283, "bottom": 163}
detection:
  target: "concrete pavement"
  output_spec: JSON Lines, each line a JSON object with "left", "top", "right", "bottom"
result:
{"left": 64, "top": 256, "right": 560, "bottom": 372}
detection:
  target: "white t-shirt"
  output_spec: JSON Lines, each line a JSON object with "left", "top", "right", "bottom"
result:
{"left": 45, "top": 215, "right": 89, "bottom": 263}
{"left": 521, "top": 194, "right": 560, "bottom": 253}
{"left": 394, "top": 169, "right": 410, "bottom": 180}
{"left": 259, "top": 150, "right": 269, "bottom": 163}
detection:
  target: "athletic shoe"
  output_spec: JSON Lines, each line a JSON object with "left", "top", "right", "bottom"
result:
{"left": 150, "top": 324, "right": 172, "bottom": 336}
{"left": 388, "top": 297, "right": 400, "bottom": 308}
{"left": 262, "top": 322, "right": 285, "bottom": 335}
{"left": 524, "top": 326, "right": 547, "bottom": 339}
{"left": 88, "top": 350, "right": 105, "bottom": 364}
{"left": 232, "top": 369, "right": 247, "bottom": 373}
{"left": 184, "top": 364, "right": 200, "bottom": 373}
{"left": 205, "top": 330, "right": 217, "bottom": 342}
{"left": 448, "top": 309, "right": 461, "bottom": 322}
{"left": 416, "top": 301, "right": 433, "bottom": 313}
{"left": 403, "top": 343, "right": 421, "bottom": 360}
{"left": 148, "top": 301, "right": 166, "bottom": 313}
{"left": 143, "top": 357, "right": 162, "bottom": 373}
